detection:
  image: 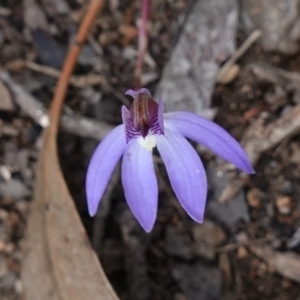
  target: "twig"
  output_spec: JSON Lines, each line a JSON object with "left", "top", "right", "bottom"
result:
{"left": 48, "top": 0, "right": 105, "bottom": 137}
{"left": 0, "top": 70, "right": 50, "bottom": 128}
{"left": 216, "top": 237, "right": 272, "bottom": 253}
{"left": 25, "top": 61, "right": 108, "bottom": 88}
{"left": 61, "top": 115, "right": 112, "bottom": 140}
{"left": 0, "top": 69, "right": 112, "bottom": 139}
{"left": 249, "top": 244, "right": 300, "bottom": 283}
{"left": 216, "top": 30, "right": 261, "bottom": 83}
{"left": 134, "top": 0, "right": 150, "bottom": 88}
{"left": 25, "top": 60, "right": 132, "bottom": 106}
{"left": 242, "top": 104, "right": 300, "bottom": 165}
{"left": 251, "top": 62, "right": 300, "bottom": 92}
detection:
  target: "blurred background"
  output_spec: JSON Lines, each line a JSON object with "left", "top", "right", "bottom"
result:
{"left": 1, "top": 0, "right": 300, "bottom": 299}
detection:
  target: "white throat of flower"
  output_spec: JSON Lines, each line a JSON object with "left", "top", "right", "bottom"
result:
{"left": 137, "top": 135, "right": 157, "bottom": 151}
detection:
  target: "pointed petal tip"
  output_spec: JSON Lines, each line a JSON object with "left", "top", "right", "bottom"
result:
{"left": 86, "top": 183, "right": 100, "bottom": 217}
{"left": 247, "top": 167, "right": 256, "bottom": 175}
{"left": 87, "top": 200, "right": 97, "bottom": 217}
{"left": 86, "top": 187, "right": 100, "bottom": 217}
{"left": 122, "top": 140, "right": 158, "bottom": 233}
{"left": 130, "top": 206, "right": 156, "bottom": 232}
{"left": 164, "top": 112, "right": 255, "bottom": 177}
{"left": 239, "top": 159, "right": 255, "bottom": 175}
{"left": 188, "top": 210, "right": 204, "bottom": 224}
{"left": 140, "top": 220, "right": 155, "bottom": 233}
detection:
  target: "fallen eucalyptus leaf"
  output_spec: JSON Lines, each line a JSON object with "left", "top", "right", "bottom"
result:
{"left": 22, "top": 132, "right": 119, "bottom": 300}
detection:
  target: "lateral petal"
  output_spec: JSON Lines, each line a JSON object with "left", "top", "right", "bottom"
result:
{"left": 86, "top": 125, "right": 126, "bottom": 216}
{"left": 122, "top": 139, "right": 158, "bottom": 232}
{"left": 156, "top": 129, "right": 207, "bottom": 223}
{"left": 164, "top": 112, "right": 255, "bottom": 174}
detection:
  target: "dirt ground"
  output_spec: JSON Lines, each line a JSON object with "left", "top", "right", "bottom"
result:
{"left": 1, "top": 0, "right": 300, "bottom": 299}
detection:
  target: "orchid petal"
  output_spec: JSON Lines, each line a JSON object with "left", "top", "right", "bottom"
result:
{"left": 164, "top": 112, "right": 255, "bottom": 174}
{"left": 156, "top": 129, "right": 207, "bottom": 223}
{"left": 86, "top": 125, "right": 126, "bottom": 216}
{"left": 122, "top": 139, "right": 158, "bottom": 232}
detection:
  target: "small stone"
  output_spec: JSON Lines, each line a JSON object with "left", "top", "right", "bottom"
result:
{"left": 78, "top": 45, "right": 99, "bottom": 66}
{"left": 235, "top": 232, "right": 248, "bottom": 244}
{"left": 0, "top": 241, "right": 5, "bottom": 252}
{"left": 14, "top": 279, "right": 23, "bottom": 294}
{"left": 237, "top": 246, "right": 248, "bottom": 259}
{"left": 0, "top": 179, "right": 31, "bottom": 200}
{"left": 192, "top": 221, "right": 226, "bottom": 260}
{"left": 278, "top": 180, "right": 294, "bottom": 195}
{"left": 0, "top": 209, "right": 9, "bottom": 221}
{"left": 0, "top": 165, "right": 11, "bottom": 181}
{"left": 247, "top": 189, "right": 261, "bottom": 207}
{"left": 276, "top": 196, "right": 292, "bottom": 215}
{"left": 121, "top": 46, "right": 137, "bottom": 60}
{"left": 172, "top": 262, "right": 221, "bottom": 300}
{"left": 0, "top": 272, "right": 17, "bottom": 290}
{"left": 206, "top": 162, "right": 250, "bottom": 232}
{"left": 165, "top": 226, "right": 194, "bottom": 260}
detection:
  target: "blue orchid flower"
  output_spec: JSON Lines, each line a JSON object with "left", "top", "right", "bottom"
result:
{"left": 86, "top": 88, "right": 254, "bottom": 232}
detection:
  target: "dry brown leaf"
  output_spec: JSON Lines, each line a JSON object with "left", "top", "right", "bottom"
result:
{"left": 22, "top": 132, "right": 119, "bottom": 300}
{"left": 250, "top": 245, "right": 300, "bottom": 283}
{"left": 242, "top": 104, "right": 300, "bottom": 164}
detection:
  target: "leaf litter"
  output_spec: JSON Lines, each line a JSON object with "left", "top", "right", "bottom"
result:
{"left": 1, "top": 0, "right": 300, "bottom": 299}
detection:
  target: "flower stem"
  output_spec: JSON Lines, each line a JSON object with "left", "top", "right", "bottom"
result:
{"left": 134, "top": 0, "right": 150, "bottom": 89}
